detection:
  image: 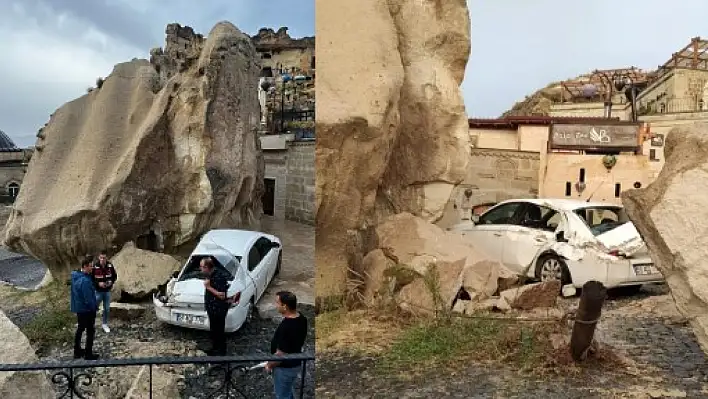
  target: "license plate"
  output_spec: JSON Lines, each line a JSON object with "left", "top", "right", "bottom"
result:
{"left": 175, "top": 313, "right": 206, "bottom": 325}
{"left": 633, "top": 264, "right": 659, "bottom": 276}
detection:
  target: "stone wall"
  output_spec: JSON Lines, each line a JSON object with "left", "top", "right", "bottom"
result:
{"left": 437, "top": 149, "right": 540, "bottom": 228}
{"left": 285, "top": 141, "right": 315, "bottom": 224}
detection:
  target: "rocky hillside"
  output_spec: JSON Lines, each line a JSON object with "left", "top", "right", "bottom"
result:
{"left": 501, "top": 81, "right": 565, "bottom": 117}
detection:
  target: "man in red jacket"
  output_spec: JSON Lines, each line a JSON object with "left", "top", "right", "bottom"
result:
{"left": 91, "top": 250, "right": 117, "bottom": 333}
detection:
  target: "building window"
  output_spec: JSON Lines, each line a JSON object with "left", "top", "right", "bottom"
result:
{"left": 649, "top": 149, "right": 660, "bottom": 162}
{"left": 700, "top": 99, "right": 705, "bottom": 111}
{"left": 262, "top": 53, "right": 272, "bottom": 59}
{"left": 659, "top": 103, "right": 666, "bottom": 113}
{"left": 565, "top": 182, "right": 572, "bottom": 197}
{"left": 614, "top": 183, "right": 621, "bottom": 198}
{"left": 7, "top": 182, "right": 19, "bottom": 198}
{"left": 579, "top": 168, "right": 586, "bottom": 183}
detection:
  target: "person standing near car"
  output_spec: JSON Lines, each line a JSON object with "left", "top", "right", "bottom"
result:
{"left": 265, "top": 291, "right": 308, "bottom": 399}
{"left": 200, "top": 257, "right": 235, "bottom": 356}
{"left": 92, "top": 250, "right": 117, "bottom": 333}
{"left": 71, "top": 256, "right": 99, "bottom": 360}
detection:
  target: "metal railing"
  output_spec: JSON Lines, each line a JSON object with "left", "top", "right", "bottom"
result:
{"left": 0, "top": 353, "right": 314, "bottom": 399}
{"left": 638, "top": 97, "right": 708, "bottom": 115}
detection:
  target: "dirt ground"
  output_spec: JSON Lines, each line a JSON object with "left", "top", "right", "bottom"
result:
{"left": 316, "top": 284, "right": 708, "bottom": 398}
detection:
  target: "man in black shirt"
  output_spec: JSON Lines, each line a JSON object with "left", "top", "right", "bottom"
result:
{"left": 200, "top": 257, "right": 234, "bottom": 356}
{"left": 265, "top": 291, "right": 308, "bottom": 399}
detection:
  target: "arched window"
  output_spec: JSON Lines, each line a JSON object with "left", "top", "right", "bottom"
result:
{"left": 7, "top": 182, "right": 19, "bottom": 198}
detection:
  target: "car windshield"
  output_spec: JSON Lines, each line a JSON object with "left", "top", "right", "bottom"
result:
{"left": 178, "top": 255, "right": 239, "bottom": 281}
{"left": 573, "top": 206, "right": 630, "bottom": 236}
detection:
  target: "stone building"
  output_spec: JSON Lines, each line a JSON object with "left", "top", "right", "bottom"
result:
{"left": 0, "top": 130, "right": 31, "bottom": 205}
{"left": 253, "top": 28, "right": 315, "bottom": 225}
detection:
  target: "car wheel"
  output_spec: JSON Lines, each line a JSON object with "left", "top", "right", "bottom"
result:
{"left": 245, "top": 299, "right": 259, "bottom": 324}
{"left": 536, "top": 254, "right": 571, "bottom": 286}
{"left": 275, "top": 252, "right": 282, "bottom": 276}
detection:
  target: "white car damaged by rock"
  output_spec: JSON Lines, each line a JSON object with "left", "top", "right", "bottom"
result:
{"left": 153, "top": 229, "right": 282, "bottom": 332}
{"left": 450, "top": 199, "right": 663, "bottom": 294}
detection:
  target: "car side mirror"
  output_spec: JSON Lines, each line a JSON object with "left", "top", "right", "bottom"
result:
{"left": 555, "top": 231, "right": 567, "bottom": 243}
{"left": 172, "top": 271, "right": 179, "bottom": 279}
{"left": 471, "top": 214, "right": 480, "bottom": 224}
{"left": 271, "top": 242, "right": 281, "bottom": 249}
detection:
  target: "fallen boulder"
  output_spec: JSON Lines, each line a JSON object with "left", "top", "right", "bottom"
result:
{"left": 0, "top": 310, "right": 53, "bottom": 399}
{"left": 499, "top": 281, "right": 561, "bottom": 310}
{"left": 316, "top": 0, "right": 471, "bottom": 306}
{"left": 3, "top": 21, "right": 263, "bottom": 278}
{"left": 110, "top": 303, "right": 147, "bottom": 321}
{"left": 112, "top": 242, "right": 182, "bottom": 301}
{"left": 622, "top": 123, "right": 708, "bottom": 352}
{"left": 370, "top": 213, "right": 497, "bottom": 314}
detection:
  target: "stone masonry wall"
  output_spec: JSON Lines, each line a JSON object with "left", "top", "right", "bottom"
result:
{"left": 437, "top": 148, "right": 541, "bottom": 228}
{"left": 285, "top": 141, "right": 315, "bottom": 224}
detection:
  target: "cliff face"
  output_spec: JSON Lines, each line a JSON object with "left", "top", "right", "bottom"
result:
{"left": 252, "top": 27, "right": 315, "bottom": 50}
{"left": 315, "top": 0, "right": 471, "bottom": 305}
{"left": 4, "top": 22, "right": 264, "bottom": 276}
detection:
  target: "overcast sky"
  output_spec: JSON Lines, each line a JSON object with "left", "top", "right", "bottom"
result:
{"left": 0, "top": 0, "right": 314, "bottom": 148}
{"left": 464, "top": 0, "right": 708, "bottom": 118}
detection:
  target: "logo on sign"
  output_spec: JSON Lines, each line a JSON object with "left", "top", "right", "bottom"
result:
{"left": 589, "top": 127, "right": 611, "bottom": 143}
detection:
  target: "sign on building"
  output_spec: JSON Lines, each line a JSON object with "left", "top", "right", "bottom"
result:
{"left": 549, "top": 123, "right": 641, "bottom": 151}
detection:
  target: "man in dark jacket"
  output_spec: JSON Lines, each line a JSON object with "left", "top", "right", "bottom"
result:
{"left": 71, "top": 256, "right": 99, "bottom": 360}
{"left": 200, "top": 257, "right": 235, "bottom": 356}
{"left": 265, "top": 291, "right": 308, "bottom": 399}
{"left": 92, "top": 250, "right": 117, "bottom": 333}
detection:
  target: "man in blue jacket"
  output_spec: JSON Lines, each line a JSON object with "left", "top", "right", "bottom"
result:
{"left": 71, "top": 256, "right": 99, "bottom": 360}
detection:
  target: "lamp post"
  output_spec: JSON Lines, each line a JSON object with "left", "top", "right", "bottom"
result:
{"left": 613, "top": 76, "right": 639, "bottom": 123}
{"left": 594, "top": 70, "right": 640, "bottom": 122}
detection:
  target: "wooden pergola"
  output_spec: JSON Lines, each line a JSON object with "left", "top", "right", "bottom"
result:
{"left": 655, "top": 36, "right": 708, "bottom": 78}
{"left": 561, "top": 67, "right": 651, "bottom": 101}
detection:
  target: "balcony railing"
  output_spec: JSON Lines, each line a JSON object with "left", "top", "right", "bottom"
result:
{"left": 0, "top": 353, "right": 314, "bottom": 398}
{"left": 638, "top": 97, "right": 708, "bottom": 115}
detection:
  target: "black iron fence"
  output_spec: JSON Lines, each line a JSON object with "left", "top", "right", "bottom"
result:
{"left": 0, "top": 353, "right": 314, "bottom": 399}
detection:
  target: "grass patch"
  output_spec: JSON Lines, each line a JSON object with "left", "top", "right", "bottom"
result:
{"left": 22, "top": 280, "right": 74, "bottom": 350}
{"left": 377, "top": 316, "right": 555, "bottom": 377}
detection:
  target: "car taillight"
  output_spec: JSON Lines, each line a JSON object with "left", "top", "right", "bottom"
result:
{"left": 230, "top": 291, "right": 241, "bottom": 307}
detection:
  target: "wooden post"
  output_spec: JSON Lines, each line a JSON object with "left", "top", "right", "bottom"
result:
{"left": 570, "top": 280, "right": 607, "bottom": 362}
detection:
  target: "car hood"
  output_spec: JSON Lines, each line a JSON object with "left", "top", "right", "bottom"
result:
{"left": 594, "top": 222, "right": 647, "bottom": 257}
{"left": 170, "top": 279, "right": 205, "bottom": 304}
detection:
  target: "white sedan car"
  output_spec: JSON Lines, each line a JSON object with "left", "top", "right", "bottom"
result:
{"left": 450, "top": 199, "right": 664, "bottom": 290}
{"left": 153, "top": 229, "right": 282, "bottom": 333}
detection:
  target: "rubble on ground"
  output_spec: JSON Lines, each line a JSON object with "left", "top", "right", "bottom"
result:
{"left": 499, "top": 280, "right": 561, "bottom": 310}
{"left": 622, "top": 123, "right": 708, "bottom": 352}
{"left": 3, "top": 21, "right": 264, "bottom": 278}
{"left": 364, "top": 213, "right": 498, "bottom": 314}
{"left": 316, "top": 0, "right": 471, "bottom": 306}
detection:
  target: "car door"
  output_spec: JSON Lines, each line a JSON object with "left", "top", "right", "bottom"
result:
{"left": 246, "top": 243, "right": 268, "bottom": 299}
{"left": 254, "top": 236, "right": 279, "bottom": 283}
{"left": 502, "top": 204, "right": 559, "bottom": 274}
{"left": 459, "top": 202, "right": 526, "bottom": 262}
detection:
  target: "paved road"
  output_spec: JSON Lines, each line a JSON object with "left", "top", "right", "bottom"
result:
{"left": 0, "top": 248, "right": 47, "bottom": 289}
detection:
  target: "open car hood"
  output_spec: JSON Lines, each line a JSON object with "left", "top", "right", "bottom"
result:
{"left": 594, "top": 222, "right": 647, "bottom": 257}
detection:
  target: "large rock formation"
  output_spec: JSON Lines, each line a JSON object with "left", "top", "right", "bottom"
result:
{"left": 623, "top": 123, "right": 708, "bottom": 352}
{"left": 3, "top": 22, "right": 263, "bottom": 276}
{"left": 0, "top": 310, "right": 53, "bottom": 398}
{"left": 316, "top": 0, "right": 471, "bottom": 306}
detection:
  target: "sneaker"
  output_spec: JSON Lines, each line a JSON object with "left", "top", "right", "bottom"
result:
{"left": 102, "top": 324, "right": 110, "bottom": 333}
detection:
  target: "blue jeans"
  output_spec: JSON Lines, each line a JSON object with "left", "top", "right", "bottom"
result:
{"left": 95, "top": 291, "right": 111, "bottom": 325}
{"left": 273, "top": 366, "right": 300, "bottom": 399}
